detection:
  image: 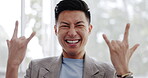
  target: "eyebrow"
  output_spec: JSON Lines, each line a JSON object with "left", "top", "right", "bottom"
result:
{"left": 75, "top": 21, "right": 84, "bottom": 24}
{"left": 60, "top": 22, "right": 70, "bottom": 25}
{"left": 60, "top": 21, "right": 85, "bottom": 25}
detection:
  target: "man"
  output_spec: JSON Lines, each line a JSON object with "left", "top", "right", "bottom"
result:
{"left": 6, "top": 0, "right": 139, "bottom": 78}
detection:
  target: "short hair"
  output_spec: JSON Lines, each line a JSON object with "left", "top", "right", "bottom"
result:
{"left": 55, "top": 0, "right": 91, "bottom": 23}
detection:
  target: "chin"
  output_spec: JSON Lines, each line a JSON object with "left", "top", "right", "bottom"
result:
{"left": 64, "top": 49, "right": 80, "bottom": 55}
{"left": 67, "top": 52, "right": 77, "bottom": 56}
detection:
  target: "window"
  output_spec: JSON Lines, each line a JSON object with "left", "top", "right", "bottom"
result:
{"left": 0, "top": 0, "right": 148, "bottom": 78}
{"left": 0, "top": 0, "right": 21, "bottom": 77}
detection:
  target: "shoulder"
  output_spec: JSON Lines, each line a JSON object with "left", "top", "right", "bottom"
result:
{"left": 93, "top": 59, "right": 115, "bottom": 76}
{"left": 86, "top": 56, "right": 114, "bottom": 71}
{"left": 25, "top": 56, "right": 61, "bottom": 78}
{"left": 95, "top": 60, "right": 114, "bottom": 71}
{"left": 85, "top": 55, "right": 116, "bottom": 77}
{"left": 28, "top": 56, "right": 59, "bottom": 70}
{"left": 31, "top": 56, "right": 58, "bottom": 65}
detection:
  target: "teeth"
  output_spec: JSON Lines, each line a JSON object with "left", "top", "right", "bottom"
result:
{"left": 67, "top": 40, "right": 79, "bottom": 44}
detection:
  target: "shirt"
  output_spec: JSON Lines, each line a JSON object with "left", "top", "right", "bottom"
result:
{"left": 59, "top": 58, "right": 84, "bottom": 78}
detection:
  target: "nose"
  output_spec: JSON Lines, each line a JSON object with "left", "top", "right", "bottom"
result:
{"left": 67, "top": 27, "right": 77, "bottom": 37}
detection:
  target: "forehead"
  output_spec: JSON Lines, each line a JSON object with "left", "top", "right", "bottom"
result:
{"left": 57, "top": 10, "right": 88, "bottom": 23}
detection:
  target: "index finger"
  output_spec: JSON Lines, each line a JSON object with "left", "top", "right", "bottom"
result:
{"left": 123, "top": 23, "right": 130, "bottom": 43}
{"left": 12, "top": 21, "right": 18, "bottom": 39}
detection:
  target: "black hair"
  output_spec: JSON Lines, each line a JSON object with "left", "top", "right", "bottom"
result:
{"left": 55, "top": 0, "right": 91, "bottom": 23}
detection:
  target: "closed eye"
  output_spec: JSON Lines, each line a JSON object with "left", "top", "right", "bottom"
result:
{"left": 60, "top": 25, "right": 70, "bottom": 28}
{"left": 76, "top": 25, "right": 84, "bottom": 27}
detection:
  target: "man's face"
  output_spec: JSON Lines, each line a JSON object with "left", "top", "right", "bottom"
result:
{"left": 55, "top": 10, "right": 92, "bottom": 57}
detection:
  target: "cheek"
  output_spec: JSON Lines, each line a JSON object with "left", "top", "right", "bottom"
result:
{"left": 77, "top": 28, "right": 89, "bottom": 36}
{"left": 76, "top": 29, "right": 89, "bottom": 44}
{"left": 57, "top": 29, "right": 67, "bottom": 40}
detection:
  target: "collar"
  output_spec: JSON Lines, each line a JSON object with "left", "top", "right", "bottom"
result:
{"left": 83, "top": 54, "right": 105, "bottom": 78}
{"left": 38, "top": 54, "right": 105, "bottom": 78}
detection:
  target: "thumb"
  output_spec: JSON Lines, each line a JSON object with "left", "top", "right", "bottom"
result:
{"left": 27, "top": 32, "right": 36, "bottom": 43}
{"left": 130, "top": 44, "right": 140, "bottom": 54}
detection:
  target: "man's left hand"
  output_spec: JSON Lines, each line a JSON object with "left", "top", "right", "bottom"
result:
{"left": 103, "top": 24, "right": 139, "bottom": 75}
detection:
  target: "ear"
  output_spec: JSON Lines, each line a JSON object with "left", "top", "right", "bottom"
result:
{"left": 88, "top": 25, "right": 93, "bottom": 34}
{"left": 54, "top": 25, "right": 57, "bottom": 35}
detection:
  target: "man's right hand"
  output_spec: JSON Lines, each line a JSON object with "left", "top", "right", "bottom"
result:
{"left": 6, "top": 21, "right": 35, "bottom": 78}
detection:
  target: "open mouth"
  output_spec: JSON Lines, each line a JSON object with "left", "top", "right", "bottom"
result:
{"left": 65, "top": 39, "right": 81, "bottom": 44}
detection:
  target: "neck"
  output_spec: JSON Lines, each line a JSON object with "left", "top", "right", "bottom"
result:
{"left": 62, "top": 50, "right": 85, "bottom": 59}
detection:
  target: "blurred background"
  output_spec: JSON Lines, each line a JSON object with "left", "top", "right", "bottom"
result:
{"left": 0, "top": 0, "right": 148, "bottom": 78}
